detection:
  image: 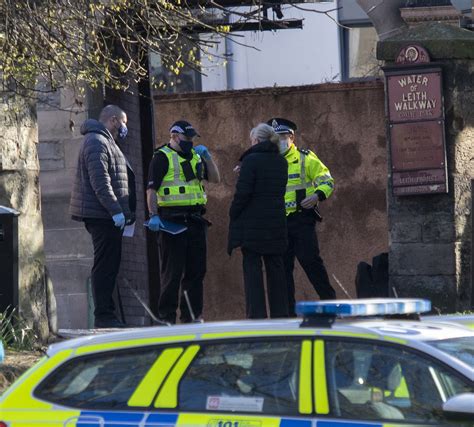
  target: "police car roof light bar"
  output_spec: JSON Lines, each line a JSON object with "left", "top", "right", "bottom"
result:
{"left": 296, "top": 298, "right": 431, "bottom": 328}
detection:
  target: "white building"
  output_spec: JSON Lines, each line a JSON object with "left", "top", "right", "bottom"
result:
{"left": 200, "top": 2, "right": 342, "bottom": 91}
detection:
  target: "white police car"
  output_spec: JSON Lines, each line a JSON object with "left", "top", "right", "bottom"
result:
{"left": 0, "top": 299, "right": 473, "bottom": 426}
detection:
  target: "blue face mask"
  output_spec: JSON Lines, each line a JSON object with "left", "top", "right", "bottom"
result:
{"left": 179, "top": 139, "right": 193, "bottom": 154}
{"left": 118, "top": 123, "right": 128, "bottom": 140}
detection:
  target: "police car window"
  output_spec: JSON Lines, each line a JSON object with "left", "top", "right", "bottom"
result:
{"left": 428, "top": 336, "right": 474, "bottom": 368}
{"left": 326, "top": 341, "right": 472, "bottom": 423}
{"left": 34, "top": 348, "right": 161, "bottom": 409}
{"left": 178, "top": 340, "right": 300, "bottom": 415}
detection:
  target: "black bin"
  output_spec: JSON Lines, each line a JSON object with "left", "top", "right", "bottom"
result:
{"left": 0, "top": 206, "right": 20, "bottom": 313}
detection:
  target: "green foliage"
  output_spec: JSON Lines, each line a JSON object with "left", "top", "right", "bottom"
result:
{"left": 0, "top": 308, "right": 38, "bottom": 352}
{"left": 0, "top": 0, "right": 239, "bottom": 97}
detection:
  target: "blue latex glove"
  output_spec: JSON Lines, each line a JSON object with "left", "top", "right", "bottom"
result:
{"left": 112, "top": 212, "right": 126, "bottom": 229}
{"left": 0, "top": 340, "right": 4, "bottom": 364}
{"left": 194, "top": 145, "right": 211, "bottom": 160}
{"left": 148, "top": 215, "right": 164, "bottom": 232}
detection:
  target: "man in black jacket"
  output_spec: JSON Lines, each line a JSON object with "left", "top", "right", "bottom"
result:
{"left": 228, "top": 123, "right": 289, "bottom": 319}
{"left": 70, "top": 104, "right": 136, "bottom": 328}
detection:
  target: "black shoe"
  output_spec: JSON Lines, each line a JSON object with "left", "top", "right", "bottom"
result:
{"left": 94, "top": 318, "right": 127, "bottom": 329}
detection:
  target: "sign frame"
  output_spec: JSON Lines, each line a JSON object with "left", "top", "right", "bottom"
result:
{"left": 383, "top": 58, "right": 448, "bottom": 197}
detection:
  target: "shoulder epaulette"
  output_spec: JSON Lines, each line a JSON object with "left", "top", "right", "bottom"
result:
{"left": 298, "top": 147, "right": 311, "bottom": 155}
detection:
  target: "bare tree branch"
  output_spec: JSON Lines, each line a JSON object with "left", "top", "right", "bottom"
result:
{"left": 0, "top": 0, "right": 335, "bottom": 101}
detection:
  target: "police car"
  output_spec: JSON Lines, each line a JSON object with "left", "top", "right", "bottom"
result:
{"left": 0, "top": 299, "right": 473, "bottom": 427}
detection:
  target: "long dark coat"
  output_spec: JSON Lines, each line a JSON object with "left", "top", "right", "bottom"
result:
{"left": 228, "top": 140, "right": 288, "bottom": 255}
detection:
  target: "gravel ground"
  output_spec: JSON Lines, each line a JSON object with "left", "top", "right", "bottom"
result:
{"left": 0, "top": 350, "right": 44, "bottom": 394}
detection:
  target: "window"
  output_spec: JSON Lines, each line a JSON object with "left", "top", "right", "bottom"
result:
{"left": 429, "top": 336, "right": 474, "bottom": 368}
{"left": 342, "top": 26, "right": 382, "bottom": 80}
{"left": 35, "top": 348, "right": 161, "bottom": 409}
{"left": 326, "top": 341, "right": 473, "bottom": 423}
{"left": 178, "top": 340, "right": 301, "bottom": 415}
{"left": 149, "top": 50, "right": 201, "bottom": 95}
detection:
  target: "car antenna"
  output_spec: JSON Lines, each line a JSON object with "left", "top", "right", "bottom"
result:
{"left": 184, "top": 290, "right": 203, "bottom": 323}
{"left": 332, "top": 274, "right": 353, "bottom": 299}
{"left": 126, "top": 285, "right": 170, "bottom": 326}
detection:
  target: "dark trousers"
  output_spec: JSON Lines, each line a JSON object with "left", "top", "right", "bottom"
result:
{"left": 241, "top": 248, "right": 289, "bottom": 319}
{"left": 85, "top": 220, "right": 123, "bottom": 320}
{"left": 285, "top": 214, "right": 336, "bottom": 316}
{"left": 158, "top": 222, "right": 207, "bottom": 323}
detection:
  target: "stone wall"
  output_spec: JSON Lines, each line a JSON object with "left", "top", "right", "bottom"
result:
{"left": 38, "top": 85, "right": 151, "bottom": 328}
{"left": 0, "top": 91, "right": 52, "bottom": 340}
{"left": 153, "top": 81, "right": 389, "bottom": 320}
{"left": 37, "top": 88, "right": 91, "bottom": 329}
{"left": 378, "top": 23, "right": 474, "bottom": 311}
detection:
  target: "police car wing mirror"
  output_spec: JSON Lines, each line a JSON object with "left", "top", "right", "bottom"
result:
{"left": 442, "top": 393, "right": 474, "bottom": 422}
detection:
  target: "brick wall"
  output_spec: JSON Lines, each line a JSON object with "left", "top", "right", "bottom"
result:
{"left": 40, "top": 79, "right": 389, "bottom": 327}
{"left": 153, "top": 81, "right": 389, "bottom": 320}
{"left": 105, "top": 85, "right": 151, "bottom": 326}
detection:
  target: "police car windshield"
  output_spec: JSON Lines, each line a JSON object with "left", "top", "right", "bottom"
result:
{"left": 428, "top": 336, "right": 474, "bottom": 368}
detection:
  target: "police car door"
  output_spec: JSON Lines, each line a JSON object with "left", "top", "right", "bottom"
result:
{"left": 150, "top": 338, "right": 314, "bottom": 427}
{"left": 319, "top": 338, "right": 473, "bottom": 427}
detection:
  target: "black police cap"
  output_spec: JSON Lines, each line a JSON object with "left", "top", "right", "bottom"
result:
{"left": 169, "top": 120, "right": 200, "bottom": 137}
{"left": 267, "top": 118, "right": 297, "bottom": 135}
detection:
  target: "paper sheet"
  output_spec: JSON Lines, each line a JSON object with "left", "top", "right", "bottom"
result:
{"left": 123, "top": 223, "right": 135, "bottom": 238}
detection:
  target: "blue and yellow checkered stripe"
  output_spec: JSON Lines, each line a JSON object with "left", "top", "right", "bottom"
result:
{"left": 74, "top": 411, "right": 390, "bottom": 426}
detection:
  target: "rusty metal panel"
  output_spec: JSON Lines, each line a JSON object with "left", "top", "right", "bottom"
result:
{"left": 390, "top": 121, "right": 446, "bottom": 171}
{"left": 387, "top": 71, "right": 443, "bottom": 123}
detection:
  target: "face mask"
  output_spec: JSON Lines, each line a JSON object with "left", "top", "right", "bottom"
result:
{"left": 178, "top": 139, "right": 193, "bottom": 154}
{"left": 118, "top": 123, "right": 128, "bottom": 140}
{"left": 114, "top": 116, "right": 128, "bottom": 140}
{"left": 279, "top": 138, "right": 290, "bottom": 154}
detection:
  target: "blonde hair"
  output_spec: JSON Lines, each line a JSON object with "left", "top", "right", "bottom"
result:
{"left": 250, "top": 123, "right": 279, "bottom": 145}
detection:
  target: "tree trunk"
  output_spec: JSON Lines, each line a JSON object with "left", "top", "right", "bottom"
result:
{"left": 0, "top": 89, "right": 55, "bottom": 342}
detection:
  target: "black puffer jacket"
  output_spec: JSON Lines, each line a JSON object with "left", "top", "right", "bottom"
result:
{"left": 228, "top": 140, "right": 288, "bottom": 255}
{"left": 69, "top": 119, "right": 134, "bottom": 222}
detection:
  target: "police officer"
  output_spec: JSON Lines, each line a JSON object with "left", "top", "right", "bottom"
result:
{"left": 146, "top": 120, "right": 220, "bottom": 323}
{"left": 267, "top": 118, "right": 336, "bottom": 316}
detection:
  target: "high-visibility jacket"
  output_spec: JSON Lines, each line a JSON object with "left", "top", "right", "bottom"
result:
{"left": 283, "top": 143, "right": 334, "bottom": 215}
{"left": 156, "top": 146, "right": 207, "bottom": 207}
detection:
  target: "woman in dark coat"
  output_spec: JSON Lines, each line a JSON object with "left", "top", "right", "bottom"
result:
{"left": 228, "top": 123, "right": 289, "bottom": 319}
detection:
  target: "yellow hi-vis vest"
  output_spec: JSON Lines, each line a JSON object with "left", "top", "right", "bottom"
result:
{"left": 156, "top": 146, "right": 207, "bottom": 207}
{"left": 283, "top": 143, "right": 334, "bottom": 215}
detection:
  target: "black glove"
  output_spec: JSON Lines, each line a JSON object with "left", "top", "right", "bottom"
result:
{"left": 316, "top": 190, "right": 326, "bottom": 202}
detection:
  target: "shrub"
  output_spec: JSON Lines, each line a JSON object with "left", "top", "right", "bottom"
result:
{"left": 0, "top": 308, "right": 38, "bottom": 352}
